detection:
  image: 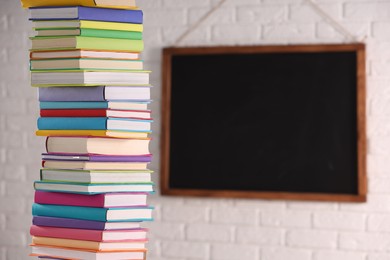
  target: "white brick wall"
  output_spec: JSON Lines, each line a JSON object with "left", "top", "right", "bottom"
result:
{"left": 1, "top": 0, "right": 390, "bottom": 259}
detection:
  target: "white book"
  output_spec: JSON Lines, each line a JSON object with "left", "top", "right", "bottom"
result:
{"left": 45, "top": 136, "right": 150, "bottom": 155}
{"left": 31, "top": 50, "right": 140, "bottom": 60}
{"left": 31, "top": 245, "right": 145, "bottom": 260}
{"left": 42, "top": 161, "right": 150, "bottom": 170}
{"left": 34, "top": 181, "right": 154, "bottom": 193}
{"left": 30, "top": 58, "right": 143, "bottom": 70}
{"left": 31, "top": 71, "right": 150, "bottom": 86}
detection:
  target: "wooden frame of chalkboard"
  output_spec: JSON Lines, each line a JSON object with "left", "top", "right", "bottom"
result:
{"left": 161, "top": 43, "right": 366, "bottom": 202}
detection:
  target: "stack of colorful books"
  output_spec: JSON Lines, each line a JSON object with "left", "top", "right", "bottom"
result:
{"left": 21, "top": 0, "right": 154, "bottom": 259}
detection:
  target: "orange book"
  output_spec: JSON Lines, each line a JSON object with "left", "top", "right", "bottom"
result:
{"left": 21, "top": 0, "right": 137, "bottom": 9}
{"left": 30, "top": 244, "right": 146, "bottom": 260}
{"left": 32, "top": 235, "right": 147, "bottom": 251}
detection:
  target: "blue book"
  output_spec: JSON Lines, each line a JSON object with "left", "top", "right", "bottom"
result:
{"left": 29, "top": 6, "right": 143, "bottom": 24}
{"left": 40, "top": 101, "right": 150, "bottom": 110}
{"left": 37, "top": 117, "right": 152, "bottom": 131}
{"left": 32, "top": 203, "right": 154, "bottom": 222}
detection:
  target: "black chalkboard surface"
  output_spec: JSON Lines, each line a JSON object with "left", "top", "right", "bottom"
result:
{"left": 161, "top": 44, "right": 366, "bottom": 202}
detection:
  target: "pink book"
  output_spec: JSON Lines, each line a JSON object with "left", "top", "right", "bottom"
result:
{"left": 34, "top": 191, "right": 148, "bottom": 208}
{"left": 30, "top": 225, "right": 148, "bottom": 242}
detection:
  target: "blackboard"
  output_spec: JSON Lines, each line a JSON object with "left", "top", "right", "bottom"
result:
{"left": 161, "top": 44, "right": 366, "bottom": 202}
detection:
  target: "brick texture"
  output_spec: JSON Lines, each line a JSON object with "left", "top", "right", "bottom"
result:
{"left": 1, "top": 0, "right": 390, "bottom": 259}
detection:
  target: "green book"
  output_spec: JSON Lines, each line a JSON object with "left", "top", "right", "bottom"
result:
{"left": 30, "top": 36, "right": 144, "bottom": 52}
{"left": 35, "top": 28, "right": 143, "bottom": 40}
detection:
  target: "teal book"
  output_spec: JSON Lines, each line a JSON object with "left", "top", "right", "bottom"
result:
{"left": 32, "top": 203, "right": 154, "bottom": 222}
{"left": 37, "top": 117, "right": 152, "bottom": 131}
{"left": 40, "top": 101, "right": 109, "bottom": 109}
{"left": 38, "top": 117, "right": 106, "bottom": 130}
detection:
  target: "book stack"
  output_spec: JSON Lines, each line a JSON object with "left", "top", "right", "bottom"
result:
{"left": 20, "top": 0, "right": 154, "bottom": 259}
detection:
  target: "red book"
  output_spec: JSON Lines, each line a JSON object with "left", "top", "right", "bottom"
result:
{"left": 30, "top": 225, "right": 148, "bottom": 242}
{"left": 40, "top": 109, "right": 152, "bottom": 119}
{"left": 34, "top": 191, "right": 149, "bottom": 208}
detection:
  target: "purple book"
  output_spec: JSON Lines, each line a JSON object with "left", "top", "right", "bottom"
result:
{"left": 30, "top": 6, "right": 143, "bottom": 24}
{"left": 38, "top": 86, "right": 151, "bottom": 102}
{"left": 38, "top": 257, "right": 64, "bottom": 260}
{"left": 32, "top": 216, "right": 141, "bottom": 230}
{"left": 41, "top": 153, "right": 152, "bottom": 162}
{"left": 39, "top": 86, "right": 106, "bottom": 102}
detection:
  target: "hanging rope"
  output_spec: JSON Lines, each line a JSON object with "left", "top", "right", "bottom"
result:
{"left": 303, "top": 0, "right": 359, "bottom": 42}
{"left": 173, "top": 0, "right": 228, "bottom": 46}
{"left": 172, "top": 0, "right": 361, "bottom": 46}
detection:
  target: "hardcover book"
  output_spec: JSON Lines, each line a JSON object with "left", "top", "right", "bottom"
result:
{"left": 34, "top": 181, "right": 154, "bottom": 194}
{"left": 42, "top": 160, "right": 149, "bottom": 170}
{"left": 39, "top": 101, "right": 150, "bottom": 110}
{"left": 33, "top": 20, "right": 143, "bottom": 32}
{"left": 22, "top": 0, "right": 137, "bottom": 9}
{"left": 33, "top": 28, "right": 143, "bottom": 40}
{"left": 32, "top": 20, "right": 144, "bottom": 32}
{"left": 30, "top": 58, "right": 144, "bottom": 70}
{"left": 31, "top": 70, "right": 150, "bottom": 86}
{"left": 40, "top": 109, "right": 152, "bottom": 119}
{"left": 28, "top": 6, "right": 142, "bottom": 23}
{"left": 32, "top": 204, "right": 154, "bottom": 222}
{"left": 30, "top": 36, "right": 144, "bottom": 52}
{"left": 30, "top": 245, "right": 145, "bottom": 260}
{"left": 40, "top": 168, "right": 152, "bottom": 182}
{"left": 37, "top": 117, "right": 152, "bottom": 131}
{"left": 45, "top": 136, "right": 151, "bottom": 155}
{"left": 38, "top": 86, "right": 151, "bottom": 102}
{"left": 30, "top": 225, "right": 148, "bottom": 241}
{"left": 32, "top": 236, "right": 147, "bottom": 251}
{"left": 31, "top": 50, "right": 140, "bottom": 60}
{"left": 41, "top": 153, "right": 152, "bottom": 162}
{"left": 36, "top": 130, "right": 150, "bottom": 139}
{"left": 32, "top": 216, "right": 142, "bottom": 230}
{"left": 34, "top": 191, "right": 149, "bottom": 207}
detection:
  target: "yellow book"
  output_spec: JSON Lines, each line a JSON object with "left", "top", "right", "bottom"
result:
{"left": 32, "top": 236, "right": 147, "bottom": 251}
{"left": 34, "top": 20, "right": 143, "bottom": 32}
{"left": 21, "top": 0, "right": 137, "bottom": 9}
{"left": 36, "top": 130, "right": 149, "bottom": 139}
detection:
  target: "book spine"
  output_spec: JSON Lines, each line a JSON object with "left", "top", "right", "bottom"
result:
{"left": 32, "top": 203, "right": 108, "bottom": 221}
{"left": 37, "top": 117, "right": 107, "bottom": 130}
{"left": 30, "top": 225, "right": 103, "bottom": 241}
{"left": 39, "top": 86, "right": 105, "bottom": 102}
{"left": 78, "top": 6, "right": 143, "bottom": 24}
{"left": 21, "top": 0, "right": 95, "bottom": 8}
{"left": 45, "top": 136, "right": 49, "bottom": 153}
{"left": 76, "top": 37, "right": 144, "bottom": 52}
{"left": 80, "top": 29, "right": 143, "bottom": 40}
{"left": 34, "top": 191, "right": 106, "bottom": 207}
{"left": 32, "top": 236, "right": 101, "bottom": 251}
{"left": 40, "top": 101, "right": 109, "bottom": 109}
{"left": 32, "top": 216, "right": 106, "bottom": 230}
{"left": 80, "top": 20, "right": 144, "bottom": 32}
{"left": 40, "top": 109, "right": 107, "bottom": 117}
{"left": 90, "top": 155, "right": 153, "bottom": 162}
